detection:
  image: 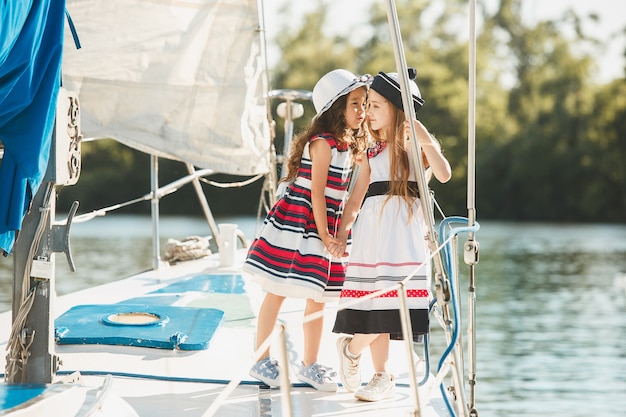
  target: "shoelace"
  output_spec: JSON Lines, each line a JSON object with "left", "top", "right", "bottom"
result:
{"left": 309, "top": 363, "right": 337, "bottom": 381}
{"left": 345, "top": 351, "right": 359, "bottom": 372}
{"left": 262, "top": 358, "right": 279, "bottom": 376}
{"left": 368, "top": 372, "right": 390, "bottom": 387}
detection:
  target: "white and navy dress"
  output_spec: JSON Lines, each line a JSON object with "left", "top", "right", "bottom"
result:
{"left": 333, "top": 142, "right": 431, "bottom": 340}
{"left": 243, "top": 134, "right": 353, "bottom": 302}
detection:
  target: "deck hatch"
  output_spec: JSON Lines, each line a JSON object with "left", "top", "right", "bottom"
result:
{"left": 102, "top": 311, "right": 168, "bottom": 326}
{"left": 54, "top": 304, "right": 224, "bottom": 350}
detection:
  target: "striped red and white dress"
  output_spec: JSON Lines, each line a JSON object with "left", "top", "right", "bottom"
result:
{"left": 333, "top": 142, "right": 431, "bottom": 340}
{"left": 243, "top": 134, "right": 353, "bottom": 302}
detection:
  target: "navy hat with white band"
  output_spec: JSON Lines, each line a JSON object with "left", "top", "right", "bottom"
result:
{"left": 370, "top": 68, "right": 424, "bottom": 115}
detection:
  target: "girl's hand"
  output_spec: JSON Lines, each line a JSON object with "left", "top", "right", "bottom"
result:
{"left": 322, "top": 234, "right": 348, "bottom": 258}
{"left": 404, "top": 119, "right": 430, "bottom": 146}
{"left": 404, "top": 119, "right": 452, "bottom": 183}
{"left": 328, "top": 241, "right": 347, "bottom": 258}
{"left": 403, "top": 120, "right": 412, "bottom": 140}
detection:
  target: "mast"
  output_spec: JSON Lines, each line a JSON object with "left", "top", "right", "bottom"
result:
{"left": 383, "top": 1, "right": 480, "bottom": 416}
{"left": 9, "top": 181, "right": 58, "bottom": 383}
{"left": 7, "top": 89, "right": 81, "bottom": 383}
{"left": 465, "top": 0, "right": 479, "bottom": 414}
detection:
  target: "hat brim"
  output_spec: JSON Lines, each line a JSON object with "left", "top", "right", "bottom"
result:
{"left": 371, "top": 71, "right": 425, "bottom": 115}
{"left": 314, "top": 80, "right": 369, "bottom": 119}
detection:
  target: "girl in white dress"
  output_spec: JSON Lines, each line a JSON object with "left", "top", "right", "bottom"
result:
{"left": 332, "top": 69, "right": 451, "bottom": 401}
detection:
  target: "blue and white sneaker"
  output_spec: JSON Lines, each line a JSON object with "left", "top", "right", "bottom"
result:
{"left": 297, "top": 362, "right": 338, "bottom": 392}
{"left": 250, "top": 356, "right": 281, "bottom": 387}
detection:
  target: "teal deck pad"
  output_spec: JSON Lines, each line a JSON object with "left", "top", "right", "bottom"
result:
{"left": 55, "top": 304, "right": 224, "bottom": 350}
{"left": 150, "top": 273, "right": 246, "bottom": 295}
{"left": 0, "top": 384, "right": 47, "bottom": 411}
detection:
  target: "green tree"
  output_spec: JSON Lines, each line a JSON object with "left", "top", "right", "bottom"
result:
{"left": 57, "top": 139, "right": 150, "bottom": 214}
{"left": 355, "top": 0, "right": 481, "bottom": 217}
{"left": 58, "top": 0, "right": 626, "bottom": 223}
{"left": 480, "top": 0, "right": 618, "bottom": 221}
{"left": 271, "top": 2, "right": 359, "bottom": 109}
{"left": 585, "top": 78, "right": 626, "bottom": 221}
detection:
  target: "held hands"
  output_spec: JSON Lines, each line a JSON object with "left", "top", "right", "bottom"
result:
{"left": 322, "top": 233, "right": 348, "bottom": 258}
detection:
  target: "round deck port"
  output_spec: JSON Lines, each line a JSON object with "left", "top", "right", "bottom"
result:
{"left": 102, "top": 312, "right": 169, "bottom": 326}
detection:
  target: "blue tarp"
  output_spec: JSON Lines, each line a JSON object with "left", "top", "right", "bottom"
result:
{"left": 0, "top": 0, "right": 65, "bottom": 255}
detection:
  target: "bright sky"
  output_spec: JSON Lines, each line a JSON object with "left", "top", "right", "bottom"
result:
{"left": 263, "top": 0, "right": 625, "bottom": 83}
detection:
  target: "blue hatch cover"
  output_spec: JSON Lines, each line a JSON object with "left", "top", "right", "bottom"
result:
{"left": 0, "top": 384, "right": 47, "bottom": 411}
{"left": 54, "top": 304, "right": 224, "bottom": 350}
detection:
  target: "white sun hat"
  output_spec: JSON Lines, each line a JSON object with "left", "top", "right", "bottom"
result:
{"left": 312, "top": 69, "right": 370, "bottom": 118}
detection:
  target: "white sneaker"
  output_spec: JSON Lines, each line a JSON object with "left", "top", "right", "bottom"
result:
{"left": 354, "top": 372, "right": 395, "bottom": 402}
{"left": 336, "top": 336, "right": 361, "bottom": 392}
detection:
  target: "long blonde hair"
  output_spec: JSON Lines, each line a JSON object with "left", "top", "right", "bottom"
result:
{"left": 368, "top": 106, "right": 418, "bottom": 218}
{"left": 284, "top": 92, "right": 367, "bottom": 182}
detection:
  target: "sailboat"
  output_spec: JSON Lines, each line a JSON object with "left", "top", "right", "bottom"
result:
{"left": 0, "top": 1, "right": 480, "bottom": 416}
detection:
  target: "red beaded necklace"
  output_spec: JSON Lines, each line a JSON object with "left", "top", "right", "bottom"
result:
{"left": 367, "top": 141, "right": 387, "bottom": 159}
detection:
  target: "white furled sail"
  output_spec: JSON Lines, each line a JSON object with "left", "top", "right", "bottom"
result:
{"left": 62, "top": 0, "right": 271, "bottom": 175}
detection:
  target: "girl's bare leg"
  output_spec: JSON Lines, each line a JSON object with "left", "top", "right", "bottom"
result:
{"left": 348, "top": 333, "right": 381, "bottom": 356}
{"left": 303, "top": 299, "right": 325, "bottom": 366}
{"left": 369, "top": 333, "right": 390, "bottom": 372}
{"left": 256, "top": 292, "right": 285, "bottom": 359}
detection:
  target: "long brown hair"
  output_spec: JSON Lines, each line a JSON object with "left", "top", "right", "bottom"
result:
{"left": 284, "top": 90, "right": 367, "bottom": 182}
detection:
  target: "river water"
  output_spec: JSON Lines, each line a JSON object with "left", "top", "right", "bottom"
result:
{"left": 1, "top": 215, "right": 625, "bottom": 417}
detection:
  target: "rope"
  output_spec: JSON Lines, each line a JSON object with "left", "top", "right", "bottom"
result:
{"left": 200, "top": 174, "right": 264, "bottom": 188}
{"left": 72, "top": 173, "right": 266, "bottom": 224}
{"left": 163, "top": 236, "right": 212, "bottom": 263}
{"left": 5, "top": 183, "right": 54, "bottom": 383}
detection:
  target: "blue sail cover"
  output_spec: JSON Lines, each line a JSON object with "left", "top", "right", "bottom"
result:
{"left": 0, "top": 0, "right": 65, "bottom": 255}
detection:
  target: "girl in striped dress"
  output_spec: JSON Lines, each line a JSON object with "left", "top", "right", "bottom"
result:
{"left": 244, "top": 69, "right": 369, "bottom": 391}
{"left": 332, "top": 69, "right": 452, "bottom": 401}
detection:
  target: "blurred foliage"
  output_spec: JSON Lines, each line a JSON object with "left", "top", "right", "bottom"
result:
{"left": 58, "top": 0, "right": 626, "bottom": 223}
{"left": 57, "top": 139, "right": 264, "bottom": 217}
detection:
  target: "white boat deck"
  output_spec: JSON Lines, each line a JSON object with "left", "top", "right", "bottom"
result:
{"left": 0, "top": 250, "right": 454, "bottom": 416}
